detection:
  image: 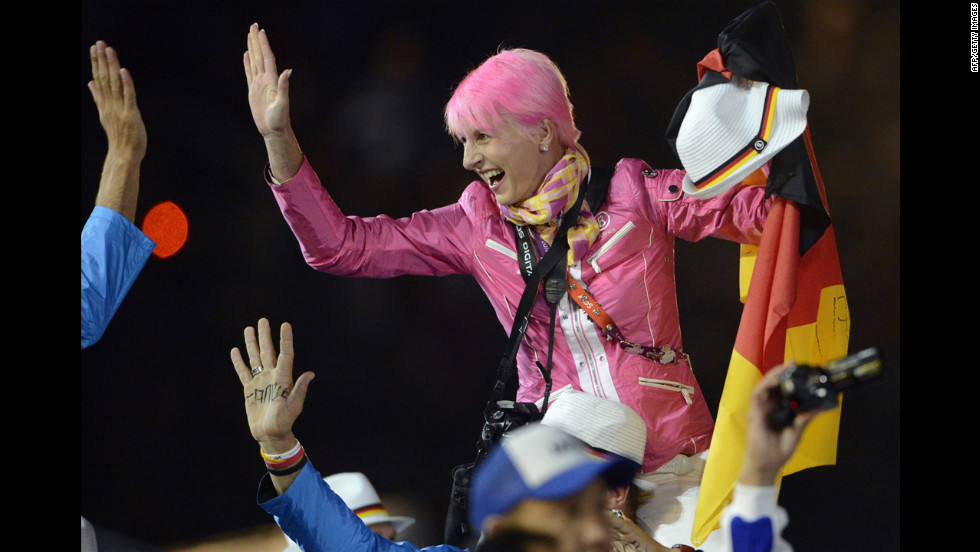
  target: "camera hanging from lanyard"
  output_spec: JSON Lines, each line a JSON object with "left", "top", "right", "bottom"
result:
{"left": 443, "top": 168, "right": 611, "bottom": 549}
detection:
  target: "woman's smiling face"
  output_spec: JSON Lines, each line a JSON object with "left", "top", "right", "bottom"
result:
{"left": 461, "top": 120, "right": 559, "bottom": 207}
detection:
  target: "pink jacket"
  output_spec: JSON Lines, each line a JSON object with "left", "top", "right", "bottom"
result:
{"left": 268, "top": 156, "right": 771, "bottom": 472}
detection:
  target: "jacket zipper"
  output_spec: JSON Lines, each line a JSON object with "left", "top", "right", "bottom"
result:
{"left": 485, "top": 238, "right": 517, "bottom": 260}
{"left": 588, "top": 221, "right": 635, "bottom": 273}
{"left": 638, "top": 377, "right": 695, "bottom": 405}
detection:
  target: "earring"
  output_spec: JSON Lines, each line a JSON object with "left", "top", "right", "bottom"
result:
{"left": 542, "top": 146, "right": 549, "bottom": 152}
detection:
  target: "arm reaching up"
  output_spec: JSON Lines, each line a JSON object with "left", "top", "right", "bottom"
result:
{"left": 230, "top": 318, "right": 315, "bottom": 494}
{"left": 243, "top": 24, "right": 303, "bottom": 182}
{"left": 89, "top": 40, "right": 146, "bottom": 223}
{"left": 739, "top": 364, "right": 821, "bottom": 487}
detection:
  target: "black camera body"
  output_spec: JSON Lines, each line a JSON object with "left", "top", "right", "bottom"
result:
{"left": 479, "top": 400, "right": 544, "bottom": 457}
{"left": 445, "top": 400, "right": 544, "bottom": 549}
{"left": 768, "top": 346, "right": 883, "bottom": 429}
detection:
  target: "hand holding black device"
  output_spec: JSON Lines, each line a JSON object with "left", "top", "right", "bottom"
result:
{"left": 767, "top": 346, "right": 883, "bottom": 430}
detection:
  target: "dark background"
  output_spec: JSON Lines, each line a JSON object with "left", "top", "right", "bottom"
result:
{"left": 80, "top": 1, "right": 900, "bottom": 550}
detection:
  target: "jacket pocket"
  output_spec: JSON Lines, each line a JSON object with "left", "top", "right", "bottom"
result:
{"left": 637, "top": 377, "right": 695, "bottom": 405}
{"left": 588, "top": 221, "right": 635, "bottom": 273}
{"left": 485, "top": 238, "right": 517, "bottom": 260}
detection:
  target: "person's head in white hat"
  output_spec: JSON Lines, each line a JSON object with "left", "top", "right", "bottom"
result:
{"left": 468, "top": 422, "right": 636, "bottom": 552}
{"left": 281, "top": 472, "right": 414, "bottom": 551}
{"left": 539, "top": 389, "right": 654, "bottom": 523}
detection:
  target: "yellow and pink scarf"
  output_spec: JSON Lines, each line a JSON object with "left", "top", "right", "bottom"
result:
{"left": 499, "top": 143, "right": 599, "bottom": 265}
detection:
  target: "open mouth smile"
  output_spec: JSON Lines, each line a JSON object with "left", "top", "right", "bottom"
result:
{"left": 480, "top": 169, "right": 505, "bottom": 191}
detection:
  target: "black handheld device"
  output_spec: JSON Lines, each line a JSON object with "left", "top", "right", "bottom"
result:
{"left": 768, "top": 346, "right": 883, "bottom": 430}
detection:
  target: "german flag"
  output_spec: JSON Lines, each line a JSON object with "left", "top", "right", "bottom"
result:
{"left": 684, "top": 3, "right": 851, "bottom": 546}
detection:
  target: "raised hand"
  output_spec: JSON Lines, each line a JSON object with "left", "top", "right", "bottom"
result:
{"left": 88, "top": 40, "right": 147, "bottom": 222}
{"left": 242, "top": 24, "right": 303, "bottom": 182}
{"left": 739, "top": 363, "right": 822, "bottom": 486}
{"left": 243, "top": 23, "right": 292, "bottom": 139}
{"left": 89, "top": 40, "right": 147, "bottom": 162}
{"left": 230, "top": 318, "right": 315, "bottom": 455}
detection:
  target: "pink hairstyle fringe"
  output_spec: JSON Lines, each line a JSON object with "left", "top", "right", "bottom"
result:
{"left": 444, "top": 48, "right": 580, "bottom": 146}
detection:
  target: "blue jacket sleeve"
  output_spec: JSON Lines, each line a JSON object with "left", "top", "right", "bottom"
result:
{"left": 258, "top": 461, "right": 466, "bottom": 552}
{"left": 81, "top": 206, "right": 156, "bottom": 349}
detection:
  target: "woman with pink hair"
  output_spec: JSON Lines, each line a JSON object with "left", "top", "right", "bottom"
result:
{"left": 244, "top": 23, "right": 770, "bottom": 549}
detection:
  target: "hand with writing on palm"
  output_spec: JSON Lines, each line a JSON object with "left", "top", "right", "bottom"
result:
{"left": 230, "top": 318, "right": 315, "bottom": 454}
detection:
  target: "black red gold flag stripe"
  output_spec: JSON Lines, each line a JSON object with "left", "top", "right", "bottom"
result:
{"left": 690, "top": 83, "right": 781, "bottom": 193}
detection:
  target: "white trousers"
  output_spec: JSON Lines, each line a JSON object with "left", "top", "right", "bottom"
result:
{"left": 635, "top": 450, "right": 726, "bottom": 551}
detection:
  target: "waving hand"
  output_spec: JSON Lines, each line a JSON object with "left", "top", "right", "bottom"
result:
{"left": 230, "top": 318, "right": 315, "bottom": 455}
{"left": 243, "top": 24, "right": 303, "bottom": 180}
{"left": 244, "top": 24, "right": 292, "bottom": 138}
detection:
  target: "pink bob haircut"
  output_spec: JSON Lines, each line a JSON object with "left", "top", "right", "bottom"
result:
{"left": 444, "top": 48, "right": 581, "bottom": 147}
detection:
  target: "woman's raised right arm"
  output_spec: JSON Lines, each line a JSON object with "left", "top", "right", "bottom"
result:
{"left": 243, "top": 23, "right": 304, "bottom": 182}
{"left": 242, "top": 24, "right": 479, "bottom": 280}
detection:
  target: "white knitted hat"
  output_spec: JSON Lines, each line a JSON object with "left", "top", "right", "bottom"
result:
{"left": 676, "top": 77, "right": 809, "bottom": 199}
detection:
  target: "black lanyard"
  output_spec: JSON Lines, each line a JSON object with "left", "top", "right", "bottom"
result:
{"left": 445, "top": 168, "right": 612, "bottom": 550}
{"left": 481, "top": 167, "right": 611, "bottom": 453}
{"left": 484, "top": 177, "right": 588, "bottom": 427}
{"left": 513, "top": 224, "right": 542, "bottom": 282}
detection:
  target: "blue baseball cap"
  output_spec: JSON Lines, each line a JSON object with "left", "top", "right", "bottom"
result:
{"left": 468, "top": 422, "right": 636, "bottom": 531}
